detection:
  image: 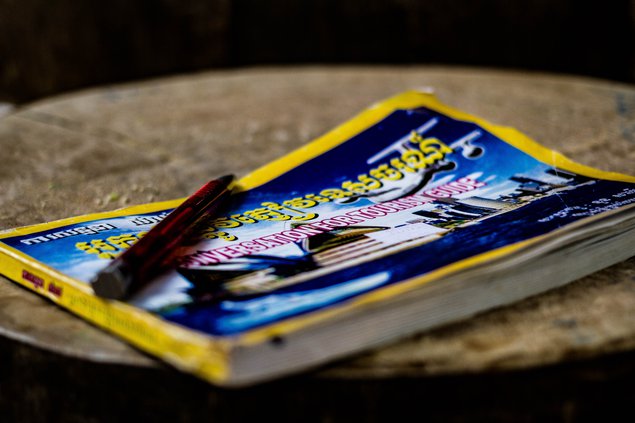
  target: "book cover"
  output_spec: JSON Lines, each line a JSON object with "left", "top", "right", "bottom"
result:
{"left": 1, "top": 91, "right": 634, "bottom": 385}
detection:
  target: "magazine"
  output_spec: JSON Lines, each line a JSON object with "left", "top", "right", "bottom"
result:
{"left": 1, "top": 91, "right": 634, "bottom": 386}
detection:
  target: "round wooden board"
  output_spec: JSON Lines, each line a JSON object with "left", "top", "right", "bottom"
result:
{"left": 1, "top": 66, "right": 635, "bottom": 421}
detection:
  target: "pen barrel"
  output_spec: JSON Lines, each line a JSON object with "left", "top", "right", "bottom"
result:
{"left": 92, "top": 175, "right": 233, "bottom": 299}
{"left": 129, "top": 177, "right": 233, "bottom": 286}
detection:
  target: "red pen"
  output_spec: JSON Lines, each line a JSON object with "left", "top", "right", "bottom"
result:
{"left": 91, "top": 174, "right": 235, "bottom": 300}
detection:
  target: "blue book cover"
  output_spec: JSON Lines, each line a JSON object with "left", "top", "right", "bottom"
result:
{"left": 1, "top": 91, "right": 634, "bottom": 385}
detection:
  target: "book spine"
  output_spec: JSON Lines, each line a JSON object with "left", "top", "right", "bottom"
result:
{"left": 0, "top": 244, "right": 231, "bottom": 384}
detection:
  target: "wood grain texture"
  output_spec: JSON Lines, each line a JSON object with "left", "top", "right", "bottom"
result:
{"left": 0, "top": 67, "right": 634, "bottom": 419}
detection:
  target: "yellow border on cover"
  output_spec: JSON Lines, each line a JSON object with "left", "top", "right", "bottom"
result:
{"left": 229, "top": 91, "right": 635, "bottom": 344}
{"left": 3, "top": 90, "right": 632, "bottom": 240}
{"left": 0, "top": 241, "right": 232, "bottom": 382}
{"left": 238, "top": 90, "right": 635, "bottom": 189}
{"left": 0, "top": 90, "right": 633, "bottom": 384}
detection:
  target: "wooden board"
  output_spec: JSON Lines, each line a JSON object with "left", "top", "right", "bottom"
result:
{"left": 1, "top": 66, "right": 634, "bottom": 420}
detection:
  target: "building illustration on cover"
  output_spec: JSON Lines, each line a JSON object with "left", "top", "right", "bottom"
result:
{"left": 175, "top": 162, "right": 595, "bottom": 306}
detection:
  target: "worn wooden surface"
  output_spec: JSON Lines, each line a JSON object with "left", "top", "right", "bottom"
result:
{"left": 1, "top": 66, "right": 635, "bottom": 421}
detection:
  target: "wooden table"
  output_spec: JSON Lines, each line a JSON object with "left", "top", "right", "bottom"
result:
{"left": 1, "top": 66, "right": 634, "bottom": 422}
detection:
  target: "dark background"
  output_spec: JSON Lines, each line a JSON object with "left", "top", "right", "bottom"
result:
{"left": 0, "top": 0, "right": 635, "bottom": 103}
{"left": 1, "top": 3, "right": 635, "bottom": 422}
{"left": 1, "top": 0, "right": 634, "bottom": 103}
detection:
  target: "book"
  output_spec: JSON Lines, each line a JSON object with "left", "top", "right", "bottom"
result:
{"left": 1, "top": 91, "right": 634, "bottom": 386}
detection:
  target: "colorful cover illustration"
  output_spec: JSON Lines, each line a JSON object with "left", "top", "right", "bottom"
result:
{"left": 1, "top": 91, "right": 634, "bottom": 385}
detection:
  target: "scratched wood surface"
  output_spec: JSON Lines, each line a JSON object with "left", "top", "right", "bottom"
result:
{"left": 1, "top": 67, "right": 635, "bottom": 421}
